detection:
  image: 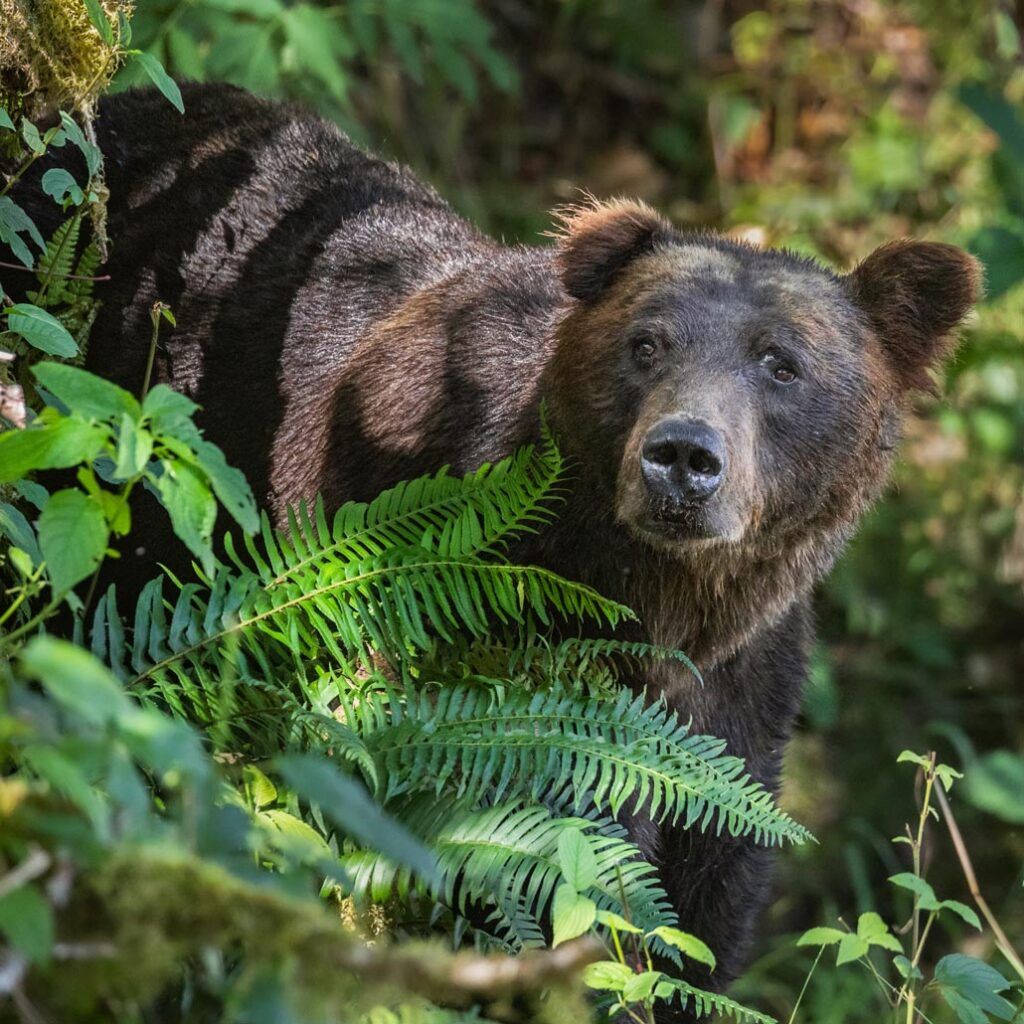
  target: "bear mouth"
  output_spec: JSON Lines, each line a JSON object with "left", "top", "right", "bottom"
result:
{"left": 641, "top": 505, "right": 723, "bottom": 543}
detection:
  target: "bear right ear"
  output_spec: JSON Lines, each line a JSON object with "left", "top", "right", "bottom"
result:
{"left": 554, "top": 198, "right": 672, "bottom": 302}
{"left": 846, "top": 240, "right": 983, "bottom": 394}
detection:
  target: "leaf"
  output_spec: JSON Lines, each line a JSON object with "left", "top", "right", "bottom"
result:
{"left": 557, "top": 827, "right": 598, "bottom": 892}
{"left": 964, "top": 750, "right": 1024, "bottom": 824}
{"left": 260, "top": 809, "right": 332, "bottom": 856}
{"left": 856, "top": 912, "right": 902, "bottom": 953}
{"left": 934, "top": 763, "right": 964, "bottom": 792}
{"left": 0, "top": 109, "right": 14, "bottom": 131}
{"left": 938, "top": 900, "right": 982, "bottom": 930}
{"left": 888, "top": 873, "right": 940, "bottom": 910}
{"left": 581, "top": 960, "right": 633, "bottom": 992}
{"left": 594, "top": 909, "right": 642, "bottom": 935}
{"left": 190, "top": 438, "right": 259, "bottom": 533}
{"left": 276, "top": 753, "right": 436, "bottom": 880}
{"left": 41, "top": 168, "right": 84, "bottom": 206}
{"left": 647, "top": 926, "right": 717, "bottom": 969}
{"left": 0, "top": 417, "right": 108, "bottom": 482}
{"left": 797, "top": 926, "right": 846, "bottom": 947}
{"left": 5, "top": 303, "right": 77, "bottom": 356}
{"left": 623, "top": 970, "right": 664, "bottom": 1003}
{"left": 893, "top": 955, "right": 924, "bottom": 982}
{"left": 0, "top": 884, "right": 54, "bottom": 964}
{"left": 154, "top": 461, "right": 217, "bottom": 573}
{"left": 114, "top": 414, "right": 154, "bottom": 479}
{"left": 143, "top": 384, "right": 198, "bottom": 431}
{"left": 59, "top": 112, "right": 102, "bottom": 177}
{"left": 934, "top": 955, "right": 1015, "bottom": 1021}
{"left": 0, "top": 196, "right": 44, "bottom": 267}
{"left": 34, "top": 362, "right": 140, "bottom": 420}
{"left": 897, "top": 750, "right": 931, "bottom": 770}
{"left": 83, "top": 0, "right": 114, "bottom": 43}
{"left": 38, "top": 488, "right": 109, "bottom": 592}
{"left": 20, "top": 637, "right": 131, "bottom": 727}
{"left": 836, "top": 933, "right": 870, "bottom": 965}
{"left": 551, "top": 882, "right": 596, "bottom": 946}
{"left": 244, "top": 765, "right": 277, "bottom": 809}
{"left": 0, "top": 501, "right": 40, "bottom": 562}
{"left": 130, "top": 51, "right": 184, "bottom": 113}
{"left": 21, "top": 118, "right": 45, "bottom": 155}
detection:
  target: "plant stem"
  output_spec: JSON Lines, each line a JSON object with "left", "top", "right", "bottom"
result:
{"left": 141, "top": 303, "right": 166, "bottom": 399}
{"left": 933, "top": 781, "right": 1024, "bottom": 983}
{"left": 787, "top": 946, "right": 824, "bottom": 1024}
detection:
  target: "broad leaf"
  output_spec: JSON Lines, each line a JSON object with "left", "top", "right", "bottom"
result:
{"left": 131, "top": 51, "right": 185, "bottom": 113}
{"left": 5, "top": 303, "right": 77, "bottom": 356}
{"left": 557, "top": 826, "right": 597, "bottom": 892}
{"left": 551, "top": 882, "right": 596, "bottom": 946}
{"left": 35, "top": 362, "right": 140, "bottom": 420}
{"left": 38, "top": 488, "right": 108, "bottom": 592}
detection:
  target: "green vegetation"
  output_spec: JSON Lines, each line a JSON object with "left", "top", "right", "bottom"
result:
{"left": 2, "top": 2, "right": 1023, "bottom": 1023}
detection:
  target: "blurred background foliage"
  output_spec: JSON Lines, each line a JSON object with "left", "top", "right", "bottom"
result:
{"left": 114, "top": 1, "right": 1023, "bottom": 1019}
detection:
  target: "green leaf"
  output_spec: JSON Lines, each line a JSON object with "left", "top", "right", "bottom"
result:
{"left": 836, "top": 933, "right": 870, "bottom": 965}
{"left": 934, "top": 763, "right": 964, "bottom": 792}
{"left": 557, "top": 827, "right": 598, "bottom": 892}
{"left": 35, "top": 362, "right": 140, "bottom": 420}
{"left": 897, "top": 750, "right": 931, "bottom": 770}
{"left": 964, "top": 750, "right": 1024, "bottom": 824}
{"left": 114, "top": 414, "right": 154, "bottom": 479}
{"left": 0, "top": 417, "right": 108, "bottom": 482}
{"left": 594, "top": 909, "right": 642, "bottom": 935}
{"left": 581, "top": 960, "right": 633, "bottom": 992}
{"left": 938, "top": 900, "right": 982, "bottom": 930}
{"left": 5, "top": 303, "right": 77, "bottom": 356}
{"left": 41, "top": 168, "right": 84, "bottom": 206}
{"left": 21, "top": 118, "right": 45, "bottom": 155}
{"left": 893, "top": 955, "right": 923, "bottom": 982}
{"left": 190, "top": 437, "right": 258, "bottom": 533}
{"left": 647, "top": 926, "right": 717, "bottom": 969}
{"left": 276, "top": 753, "right": 436, "bottom": 881}
{"left": 934, "top": 955, "right": 1015, "bottom": 1021}
{"left": 797, "top": 926, "right": 846, "bottom": 947}
{"left": 38, "top": 488, "right": 108, "bottom": 592}
{"left": 0, "top": 109, "right": 14, "bottom": 131}
{"left": 259, "top": 809, "right": 332, "bottom": 856}
{"left": 130, "top": 51, "right": 184, "bottom": 113}
{"left": 942, "top": 990, "right": 990, "bottom": 1024}
{"left": 623, "top": 970, "right": 664, "bottom": 1004}
{"left": 551, "top": 882, "right": 596, "bottom": 947}
{"left": 244, "top": 765, "right": 277, "bottom": 809}
{"left": 154, "top": 460, "right": 217, "bottom": 573}
{"left": 20, "top": 637, "right": 132, "bottom": 727}
{"left": 143, "top": 384, "right": 198, "bottom": 431}
{"left": 0, "top": 884, "right": 54, "bottom": 964}
{"left": 888, "top": 873, "right": 940, "bottom": 910}
{"left": 856, "top": 912, "right": 902, "bottom": 953}
{"left": 59, "top": 112, "right": 102, "bottom": 177}
{"left": 0, "top": 196, "right": 43, "bottom": 266}
{"left": 83, "top": 0, "right": 114, "bottom": 43}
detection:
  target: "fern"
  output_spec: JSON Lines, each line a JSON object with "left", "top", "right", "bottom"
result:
{"left": 27, "top": 216, "right": 80, "bottom": 306}
{"left": 657, "top": 978, "right": 777, "bottom": 1023}
{"left": 344, "top": 684, "right": 810, "bottom": 847}
{"left": 344, "top": 798, "right": 675, "bottom": 954}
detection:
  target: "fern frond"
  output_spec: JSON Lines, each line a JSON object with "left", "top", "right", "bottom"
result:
{"left": 254, "top": 424, "right": 563, "bottom": 590}
{"left": 344, "top": 798, "right": 674, "bottom": 953}
{"left": 27, "top": 217, "right": 80, "bottom": 306}
{"left": 657, "top": 978, "right": 777, "bottom": 1023}
{"left": 346, "top": 685, "right": 810, "bottom": 847}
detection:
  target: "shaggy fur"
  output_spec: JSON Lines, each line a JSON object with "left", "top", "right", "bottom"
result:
{"left": 14, "top": 83, "right": 981, "bottom": 1019}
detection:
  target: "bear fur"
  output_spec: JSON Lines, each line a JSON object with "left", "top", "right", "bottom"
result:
{"left": 13, "top": 83, "right": 981, "bottom": 1015}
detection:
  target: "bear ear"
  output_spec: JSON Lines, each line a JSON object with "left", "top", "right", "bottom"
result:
{"left": 846, "top": 240, "right": 983, "bottom": 393}
{"left": 554, "top": 198, "right": 672, "bottom": 302}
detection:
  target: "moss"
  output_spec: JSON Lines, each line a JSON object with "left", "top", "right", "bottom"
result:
{"left": 0, "top": 0, "right": 131, "bottom": 118}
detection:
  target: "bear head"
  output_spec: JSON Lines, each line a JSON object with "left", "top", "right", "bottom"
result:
{"left": 548, "top": 199, "right": 982, "bottom": 659}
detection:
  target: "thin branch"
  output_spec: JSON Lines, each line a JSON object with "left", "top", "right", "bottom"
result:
{"left": 0, "top": 259, "right": 110, "bottom": 282}
{"left": 933, "top": 782, "right": 1024, "bottom": 983}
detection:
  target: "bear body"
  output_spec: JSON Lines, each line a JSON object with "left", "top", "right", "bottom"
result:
{"left": 14, "top": 83, "right": 980, "bottom": 1011}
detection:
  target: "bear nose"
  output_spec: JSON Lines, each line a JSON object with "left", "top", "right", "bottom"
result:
{"left": 641, "top": 418, "right": 727, "bottom": 504}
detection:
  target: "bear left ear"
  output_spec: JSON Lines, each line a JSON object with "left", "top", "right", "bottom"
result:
{"left": 846, "top": 240, "right": 983, "bottom": 393}
{"left": 554, "top": 198, "right": 672, "bottom": 302}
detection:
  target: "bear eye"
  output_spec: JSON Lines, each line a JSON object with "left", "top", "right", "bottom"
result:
{"left": 761, "top": 350, "right": 799, "bottom": 385}
{"left": 632, "top": 333, "right": 659, "bottom": 367}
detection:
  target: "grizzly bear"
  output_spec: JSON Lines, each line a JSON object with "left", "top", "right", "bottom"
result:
{"left": 16, "top": 83, "right": 981, "bottom": 1013}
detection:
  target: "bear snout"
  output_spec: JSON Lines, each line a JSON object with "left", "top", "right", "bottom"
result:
{"left": 640, "top": 417, "right": 728, "bottom": 508}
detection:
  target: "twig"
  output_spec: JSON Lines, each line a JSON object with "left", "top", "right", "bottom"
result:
{"left": 933, "top": 782, "right": 1024, "bottom": 983}
{"left": 0, "top": 260, "right": 110, "bottom": 282}
{"left": 0, "top": 847, "right": 51, "bottom": 900}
